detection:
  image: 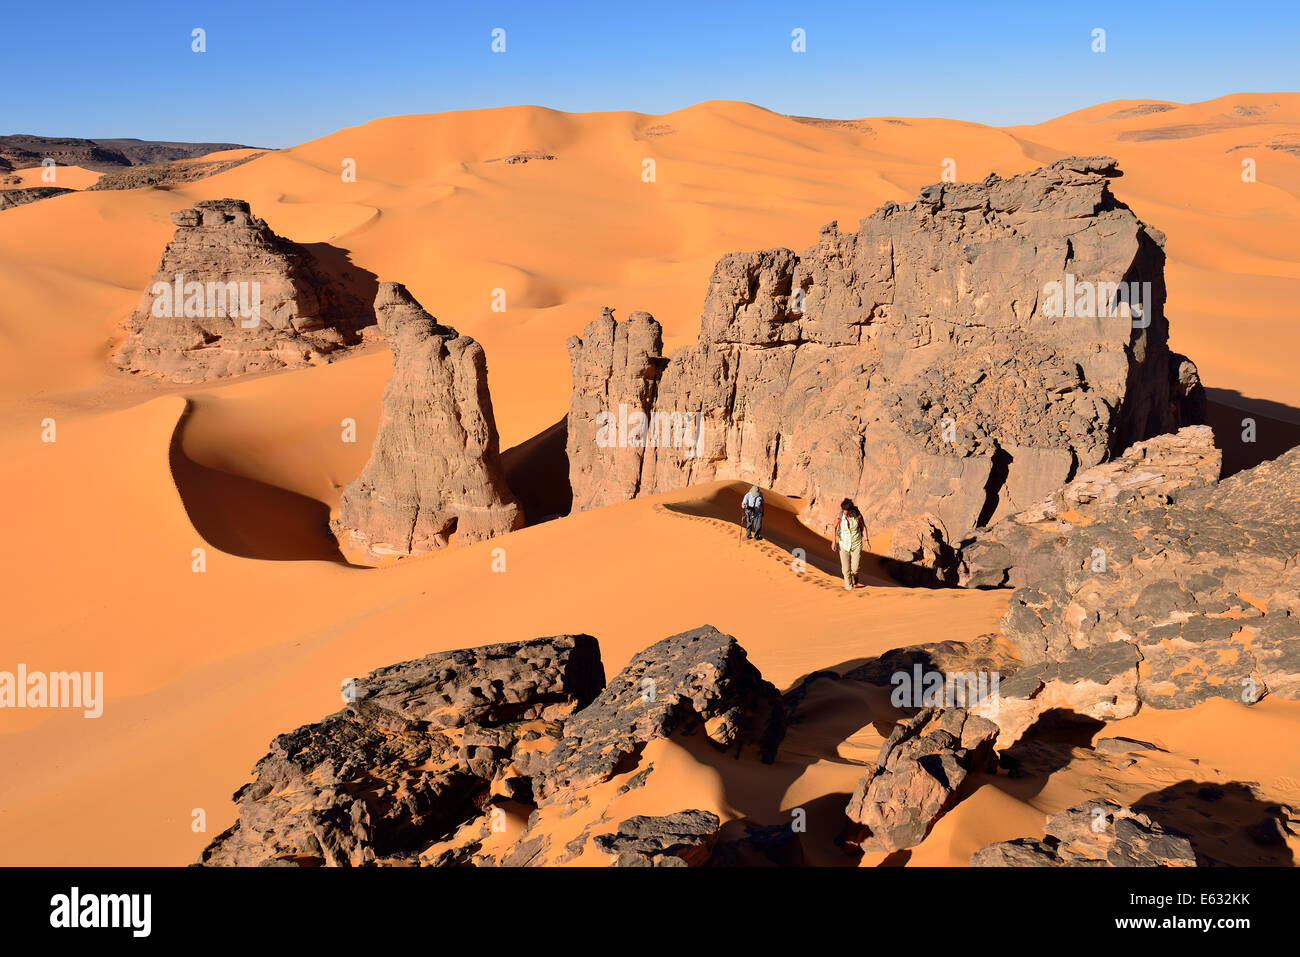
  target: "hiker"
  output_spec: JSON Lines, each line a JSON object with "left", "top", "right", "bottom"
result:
{"left": 741, "top": 484, "right": 764, "bottom": 540}
{"left": 833, "top": 498, "right": 866, "bottom": 590}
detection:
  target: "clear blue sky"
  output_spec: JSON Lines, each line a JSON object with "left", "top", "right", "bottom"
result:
{"left": 3, "top": 0, "right": 1297, "bottom": 147}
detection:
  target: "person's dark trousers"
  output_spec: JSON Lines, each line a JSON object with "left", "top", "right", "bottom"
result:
{"left": 745, "top": 507, "right": 763, "bottom": 539}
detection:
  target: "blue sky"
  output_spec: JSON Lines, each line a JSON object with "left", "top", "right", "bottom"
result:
{"left": 3, "top": 0, "right": 1297, "bottom": 147}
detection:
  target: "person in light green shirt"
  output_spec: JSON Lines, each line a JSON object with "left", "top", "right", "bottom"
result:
{"left": 833, "top": 498, "right": 866, "bottom": 590}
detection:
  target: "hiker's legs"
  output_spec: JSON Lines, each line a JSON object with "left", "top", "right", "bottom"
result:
{"left": 753, "top": 510, "right": 762, "bottom": 539}
{"left": 744, "top": 508, "right": 754, "bottom": 538}
{"left": 850, "top": 544, "right": 862, "bottom": 586}
{"left": 839, "top": 547, "right": 852, "bottom": 589}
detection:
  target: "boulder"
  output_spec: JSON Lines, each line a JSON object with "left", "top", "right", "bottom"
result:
{"left": 534, "top": 624, "right": 786, "bottom": 805}
{"left": 592, "top": 810, "right": 722, "bottom": 867}
{"left": 971, "top": 801, "right": 1198, "bottom": 866}
{"left": 845, "top": 707, "right": 998, "bottom": 852}
{"left": 479, "top": 625, "right": 788, "bottom": 867}
{"left": 951, "top": 425, "right": 1223, "bottom": 588}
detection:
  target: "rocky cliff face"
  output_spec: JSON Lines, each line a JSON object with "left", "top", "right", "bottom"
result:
{"left": 565, "top": 307, "right": 667, "bottom": 510}
{"left": 332, "top": 282, "right": 523, "bottom": 558}
{"left": 567, "top": 157, "right": 1204, "bottom": 540}
{"left": 115, "top": 199, "right": 374, "bottom": 381}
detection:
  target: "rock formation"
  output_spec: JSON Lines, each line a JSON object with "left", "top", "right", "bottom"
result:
{"left": 534, "top": 624, "right": 786, "bottom": 805}
{"left": 477, "top": 625, "right": 786, "bottom": 866}
{"left": 566, "top": 157, "right": 1204, "bottom": 542}
{"left": 115, "top": 198, "right": 374, "bottom": 381}
{"left": 565, "top": 307, "right": 667, "bottom": 510}
{"left": 0, "top": 186, "right": 74, "bottom": 210}
{"left": 87, "top": 152, "right": 265, "bottom": 191}
{"left": 331, "top": 282, "right": 524, "bottom": 557}
{"left": 971, "top": 801, "right": 1198, "bottom": 867}
{"left": 844, "top": 707, "right": 998, "bottom": 852}
{"left": 956, "top": 435, "right": 1300, "bottom": 743}
{"left": 0, "top": 133, "right": 255, "bottom": 173}
{"left": 202, "top": 626, "right": 786, "bottom": 867}
{"left": 591, "top": 810, "right": 722, "bottom": 866}
{"left": 944, "top": 425, "right": 1223, "bottom": 588}
{"left": 199, "top": 635, "right": 605, "bottom": 866}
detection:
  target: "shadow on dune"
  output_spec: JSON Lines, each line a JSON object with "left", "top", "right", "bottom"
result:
{"left": 1205, "top": 388, "right": 1300, "bottom": 477}
{"left": 501, "top": 416, "right": 572, "bottom": 523}
{"left": 665, "top": 657, "right": 923, "bottom": 865}
{"left": 168, "top": 402, "right": 358, "bottom": 564}
{"left": 299, "top": 241, "right": 381, "bottom": 339}
{"left": 1132, "top": 780, "right": 1295, "bottom": 866}
{"left": 994, "top": 708, "right": 1107, "bottom": 800}
{"left": 680, "top": 672, "right": 1299, "bottom": 866}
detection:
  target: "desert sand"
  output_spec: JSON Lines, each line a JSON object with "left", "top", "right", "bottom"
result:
{"left": 0, "top": 164, "right": 102, "bottom": 191}
{"left": 1, "top": 94, "right": 1298, "bottom": 865}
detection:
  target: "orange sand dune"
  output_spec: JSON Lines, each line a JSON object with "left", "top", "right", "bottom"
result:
{"left": 2, "top": 94, "right": 1299, "bottom": 866}
{"left": 1, "top": 163, "right": 102, "bottom": 190}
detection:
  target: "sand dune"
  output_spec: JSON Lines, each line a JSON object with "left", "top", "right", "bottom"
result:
{"left": 1, "top": 93, "right": 1298, "bottom": 865}
{"left": 0, "top": 164, "right": 102, "bottom": 190}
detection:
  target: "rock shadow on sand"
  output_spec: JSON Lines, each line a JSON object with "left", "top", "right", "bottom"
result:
{"left": 1132, "top": 780, "right": 1295, "bottom": 866}
{"left": 169, "top": 402, "right": 358, "bottom": 564}
{"left": 1205, "top": 387, "right": 1300, "bottom": 477}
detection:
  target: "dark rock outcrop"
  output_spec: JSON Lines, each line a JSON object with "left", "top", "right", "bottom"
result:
{"left": 473, "top": 625, "right": 788, "bottom": 866}
{"left": 949, "top": 425, "right": 1222, "bottom": 588}
{"left": 0, "top": 186, "right": 74, "bottom": 210}
{"left": 87, "top": 152, "right": 266, "bottom": 191}
{"left": 0, "top": 133, "right": 256, "bottom": 172}
{"left": 199, "top": 635, "right": 604, "bottom": 866}
{"left": 971, "top": 801, "right": 1198, "bottom": 867}
{"left": 534, "top": 625, "right": 787, "bottom": 805}
{"left": 845, "top": 707, "right": 998, "bottom": 852}
{"left": 567, "top": 158, "right": 1204, "bottom": 541}
{"left": 115, "top": 199, "right": 375, "bottom": 381}
{"left": 203, "top": 626, "right": 786, "bottom": 867}
{"left": 592, "top": 810, "right": 721, "bottom": 866}
{"left": 959, "top": 438, "right": 1300, "bottom": 742}
{"left": 332, "top": 282, "right": 524, "bottom": 557}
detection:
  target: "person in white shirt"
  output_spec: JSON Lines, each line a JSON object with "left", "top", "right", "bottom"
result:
{"left": 833, "top": 497, "right": 866, "bottom": 590}
{"left": 741, "top": 485, "right": 764, "bottom": 540}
